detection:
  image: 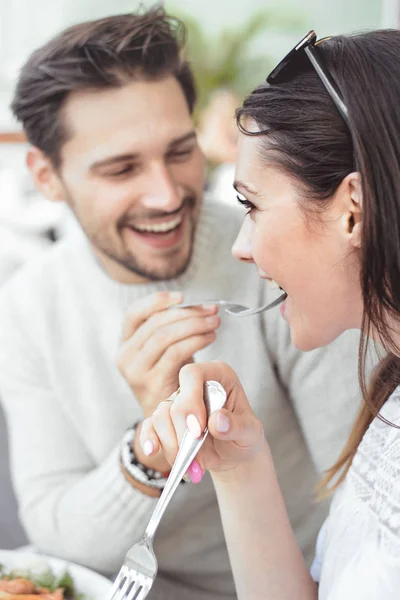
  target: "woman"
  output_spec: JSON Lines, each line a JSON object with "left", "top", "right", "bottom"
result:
{"left": 139, "top": 30, "right": 400, "bottom": 598}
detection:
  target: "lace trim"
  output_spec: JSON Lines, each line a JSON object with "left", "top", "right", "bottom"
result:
{"left": 346, "top": 387, "right": 400, "bottom": 554}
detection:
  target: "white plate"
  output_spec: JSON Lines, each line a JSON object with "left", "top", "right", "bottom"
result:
{"left": 0, "top": 550, "right": 112, "bottom": 599}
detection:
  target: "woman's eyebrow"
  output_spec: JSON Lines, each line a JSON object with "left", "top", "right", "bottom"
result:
{"left": 233, "top": 180, "right": 260, "bottom": 197}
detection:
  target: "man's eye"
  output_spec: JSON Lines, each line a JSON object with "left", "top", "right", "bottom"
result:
{"left": 167, "top": 149, "right": 192, "bottom": 162}
{"left": 236, "top": 194, "right": 255, "bottom": 214}
{"left": 107, "top": 165, "right": 135, "bottom": 177}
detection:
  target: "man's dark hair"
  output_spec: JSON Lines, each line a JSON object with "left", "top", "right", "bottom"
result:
{"left": 11, "top": 5, "right": 196, "bottom": 166}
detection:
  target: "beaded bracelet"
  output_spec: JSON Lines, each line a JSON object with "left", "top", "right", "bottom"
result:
{"left": 120, "top": 424, "right": 170, "bottom": 490}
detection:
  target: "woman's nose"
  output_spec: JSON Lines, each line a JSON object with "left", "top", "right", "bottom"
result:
{"left": 231, "top": 214, "right": 254, "bottom": 263}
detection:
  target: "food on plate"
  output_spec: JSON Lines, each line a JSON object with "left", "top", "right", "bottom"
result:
{"left": 0, "top": 563, "right": 85, "bottom": 600}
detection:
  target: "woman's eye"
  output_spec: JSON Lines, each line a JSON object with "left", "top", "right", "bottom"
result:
{"left": 236, "top": 194, "right": 255, "bottom": 214}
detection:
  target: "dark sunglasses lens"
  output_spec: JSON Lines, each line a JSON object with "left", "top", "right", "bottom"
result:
{"left": 267, "top": 50, "right": 311, "bottom": 85}
{"left": 267, "top": 30, "right": 317, "bottom": 84}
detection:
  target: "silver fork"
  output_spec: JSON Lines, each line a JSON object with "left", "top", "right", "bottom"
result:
{"left": 173, "top": 291, "right": 287, "bottom": 317}
{"left": 109, "top": 381, "right": 227, "bottom": 600}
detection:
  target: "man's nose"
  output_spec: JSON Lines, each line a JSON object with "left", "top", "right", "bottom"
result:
{"left": 140, "top": 163, "right": 183, "bottom": 212}
{"left": 231, "top": 214, "right": 255, "bottom": 263}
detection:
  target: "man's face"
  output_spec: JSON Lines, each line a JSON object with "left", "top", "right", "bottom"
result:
{"left": 54, "top": 77, "right": 205, "bottom": 282}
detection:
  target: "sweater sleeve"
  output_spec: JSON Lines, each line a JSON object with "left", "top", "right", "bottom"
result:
{"left": 0, "top": 291, "right": 157, "bottom": 576}
{"left": 261, "top": 288, "right": 364, "bottom": 474}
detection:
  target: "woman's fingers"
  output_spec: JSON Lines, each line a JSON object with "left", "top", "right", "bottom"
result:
{"left": 173, "top": 361, "right": 244, "bottom": 434}
{"left": 140, "top": 402, "right": 179, "bottom": 464}
{"left": 208, "top": 408, "right": 264, "bottom": 450}
{"left": 139, "top": 361, "right": 261, "bottom": 481}
{"left": 140, "top": 416, "right": 161, "bottom": 457}
{"left": 152, "top": 401, "right": 180, "bottom": 464}
{"left": 179, "top": 360, "right": 244, "bottom": 402}
{"left": 140, "top": 404, "right": 205, "bottom": 483}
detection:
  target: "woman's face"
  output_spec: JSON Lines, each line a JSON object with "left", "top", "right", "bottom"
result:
{"left": 232, "top": 127, "right": 364, "bottom": 351}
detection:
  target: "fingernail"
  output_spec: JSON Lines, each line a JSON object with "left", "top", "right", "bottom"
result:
{"left": 202, "top": 304, "right": 218, "bottom": 312}
{"left": 205, "top": 315, "right": 219, "bottom": 326}
{"left": 169, "top": 291, "right": 183, "bottom": 303}
{"left": 143, "top": 440, "right": 154, "bottom": 456}
{"left": 187, "top": 460, "right": 203, "bottom": 484}
{"left": 216, "top": 412, "right": 230, "bottom": 433}
{"left": 186, "top": 414, "right": 202, "bottom": 438}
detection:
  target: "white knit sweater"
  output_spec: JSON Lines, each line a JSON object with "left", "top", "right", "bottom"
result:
{"left": 0, "top": 201, "right": 361, "bottom": 599}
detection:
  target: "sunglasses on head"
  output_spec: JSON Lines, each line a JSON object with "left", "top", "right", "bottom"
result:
{"left": 267, "top": 30, "right": 349, "bottom": 125}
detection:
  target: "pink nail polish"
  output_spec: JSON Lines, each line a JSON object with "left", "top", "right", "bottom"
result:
{"left": 187, "top": 460, "right": 203, "bottom": 484}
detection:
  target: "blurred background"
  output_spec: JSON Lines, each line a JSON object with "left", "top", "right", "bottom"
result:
{"left": 0, "top": 0, "right": 399, "bottom": 549}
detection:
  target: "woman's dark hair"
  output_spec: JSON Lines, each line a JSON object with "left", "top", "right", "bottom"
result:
{"left": 237, "top": 30, "right": 400, "bottom": 493}
{"left": 11, "top": 5, "right": 196, "bottom": 167}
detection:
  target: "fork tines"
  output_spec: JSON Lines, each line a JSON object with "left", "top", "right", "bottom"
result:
{"left": 109, "top": 565, "right": 152, "bottom": 600}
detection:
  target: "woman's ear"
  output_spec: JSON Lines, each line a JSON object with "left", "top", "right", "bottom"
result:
{"left": 341, "top": 172, "right": 363, "bottom": 248}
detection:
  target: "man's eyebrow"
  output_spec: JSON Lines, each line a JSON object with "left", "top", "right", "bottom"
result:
{"left": 167, "top": 131, "right": 197, "bottom": 149}
{"left": 233, "top": 180, "right": 260, "bottom": 197}
{"left": 90, "top": 153, "right": 139, "bottom": 170}
{"left": 89, "top": 132, "right": 197, "bottom": 170}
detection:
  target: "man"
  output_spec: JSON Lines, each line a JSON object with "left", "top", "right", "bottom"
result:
{"left": 0, "top": 7, "right": 361, "bottom": 600}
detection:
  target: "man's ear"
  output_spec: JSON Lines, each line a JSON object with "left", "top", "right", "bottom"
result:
{"left": 26, "top": 147, "right": 66, "bottom": 203}
{"left": 340, "top": 172, "right": 363, "bottom": 248}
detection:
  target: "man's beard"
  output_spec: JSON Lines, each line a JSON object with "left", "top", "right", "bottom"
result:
{"left": 77, "top": 193, "right": 199, "bottom": 282}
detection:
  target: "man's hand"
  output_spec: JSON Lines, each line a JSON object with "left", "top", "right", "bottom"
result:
{"left": 117, "top": 291, "right": 220, "bottom": 473}
{"left": 117, "top": 291, "right": 220, "bottom": 416}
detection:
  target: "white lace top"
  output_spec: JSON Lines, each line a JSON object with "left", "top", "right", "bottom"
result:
{"left": 311, "top": 385, "right": 400, "bottom": 599}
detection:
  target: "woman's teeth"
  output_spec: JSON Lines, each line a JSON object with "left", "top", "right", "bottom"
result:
{"left": 133, "top": 215, "right": 182, "bottom": 233}
{"left": 266, "top": 278, "right": 280, "bottom": 290}
{"left": 266, "top": 278, "right": 286, "bottom": 294}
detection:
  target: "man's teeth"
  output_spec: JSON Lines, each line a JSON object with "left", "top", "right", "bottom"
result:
{"left": 133, "top": 215, "right": 182, "bottom": 233}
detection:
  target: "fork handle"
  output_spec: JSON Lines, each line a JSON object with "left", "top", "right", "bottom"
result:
{"left": 144, "top": 381, "right": 226, "bottom": 544}
{"left": 144, "top": 429, "right": 209, "bottom": 543}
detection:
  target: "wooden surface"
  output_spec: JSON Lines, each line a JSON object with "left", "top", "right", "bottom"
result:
{"left": 0, "top": 132, "right": 26, "bottom": 144}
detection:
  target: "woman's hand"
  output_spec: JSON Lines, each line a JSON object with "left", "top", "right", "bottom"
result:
{"left": 139, "top": 361, "right": 265, "bottom": 481}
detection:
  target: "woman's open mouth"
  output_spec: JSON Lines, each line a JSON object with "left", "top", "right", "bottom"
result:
{"left": 265, "top": 278, "right": 281, "bottom": 291}
{"left": 262, "top": 277, "right": 288, "bottom": 316}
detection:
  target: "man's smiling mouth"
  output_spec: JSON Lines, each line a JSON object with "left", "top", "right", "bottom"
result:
{"left": 130, "top": 213, "right": 183, "bottom": 234}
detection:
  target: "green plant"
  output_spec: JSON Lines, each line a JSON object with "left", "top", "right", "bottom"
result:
{"left": 170, "top": 7, "right": 304, "bottom": 116}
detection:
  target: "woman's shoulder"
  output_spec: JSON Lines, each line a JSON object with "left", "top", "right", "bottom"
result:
{"left": 379, "top": 385, "right": 400, "bottom": 427}
{"left": 347, "top": 385, "right": 400, "bottom": 550}
{"left": 360, "top": 385, "right": 400, "bottom": 464}
{"left": 355, "top": 384, "right": 400, "bottom": 461}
